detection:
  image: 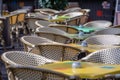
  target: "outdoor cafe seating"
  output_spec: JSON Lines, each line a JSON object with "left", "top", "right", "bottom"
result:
{"left": 0, "top": 4, "right": 120, "bottom": 80}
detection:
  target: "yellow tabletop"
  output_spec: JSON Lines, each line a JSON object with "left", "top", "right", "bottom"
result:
{"left": 67, "top": 44, "right": 119, "bottom": 52}
{"left": 38, "top": 61, "right": 120, "bottom": 79}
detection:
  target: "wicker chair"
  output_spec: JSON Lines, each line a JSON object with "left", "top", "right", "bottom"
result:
{"left": 48, "top": 24, "right": 79, "bottom": 34}
{"left": 35, "top": 27, "right": 72, "bottom": 44}
{"left": 8, "top": 14, "right": 18, "bottom": 47}
{"left": 35, "top": 20, "right": 53, "bottom": 28}
{"left": 25, "top": 17, "right": 43, "bottom": 34}
{"left": 1, "top": 51, "right": 57, "bottom": 67}
{"left": 62, "top": 12, "right": 88, "bottom": 25}
{"left": 20, "top": 36, "right": 58, "bottom": 54}
{"left": 83, "top": 20, "right": 112, "bottom": 28}
{"left": 34, "top": 8, "right": 59, "bottom": 16}
{"left": 84, "top": 35, "right": 120, "bottom": 46}
{"left": 92, "top": 28, "right": 120, "bottom": 35}
{"left": 7, "top": 65, "right": 78, "bottom": 80}
{"left": 81, "top": 47, "right": 120, "bottom": 64}
{"left": 17, "top": 12, "right": 27, "bottom": 34}
{"left": 35, "top": 43, "right": 82, "bottom": 61}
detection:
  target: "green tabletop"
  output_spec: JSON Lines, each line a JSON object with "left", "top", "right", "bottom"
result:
{"left": 71, "top": 26, "right": 103, "bottom": 33}
{"left": 57, "top": 15, "right": 70, "bottom": 19}
{"left": 65, "top": 34, "right": 91, "bottom": 40}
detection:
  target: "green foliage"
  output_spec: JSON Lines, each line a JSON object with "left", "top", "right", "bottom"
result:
{"left": 38, "top": 0, "right": 68, "bottom": 10}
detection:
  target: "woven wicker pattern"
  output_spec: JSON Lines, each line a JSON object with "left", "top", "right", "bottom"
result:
{"left": 84, "top": 35, "right": 120, "bottom": 45}
{"left": 36, "top": 27, "right": 71, "bottom": 43}
{"left": 8, "top": 65, "right": 76, "bottom": 80}
{"left": 48, "top": 24, "right": 79, "bottom": 34}
{"left": 35, "top": 20, "right": 53, "bottom": 28}
{"left": 25, "top": 17, "right": 43, "bottom": 34}
{"left": 37, "top": 44, "right": 81, "bottom": 61}
{"left": 1, "top": 51, "right": 57, "bottom": 66}
{"left": 20, "top": 36, "right": 57, "bottom": 54}
{"left": 64, "top": 7, "right": 81, "bottom": 13}
{"left": 92, "top": 28, "right": 120, "bottom": 35}
{"left": 81, "top": 47, "right": 120, "bottom": 64}
{"left": 34, "top": 8, "right": 59, "bottom": 15}
{"left": 83, "top": 20, "right": 112, "bottom": 28}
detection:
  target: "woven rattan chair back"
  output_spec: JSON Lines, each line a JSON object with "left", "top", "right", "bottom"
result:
{"left": 35, "top": 20, "right": 53, "bottom": 28}
{"left": 9, "top": 14, "right": 18, "bottom": 25}
{"left": 84, "top": 35, "right": 120, "bottom": 45}
{"left": 92, "top": 28, "right": 120, "bottom": 35}
{"left": 34, "top": 8, "right": 59, "bottom": 15}
{"left": 64, "top": 7, "right": 81, "bottom": 13}
{"left": 8, "top": 65, "right": 76, "bottom": 80}
{"left": 83, "top": 20, "right": 112, "bottom": 28}
{"left": 17, "top": 12, "right": 26, "bottom": 23}
{"left": 37, "top": 44, "right": 81, "bottom": 61}
{"left": 25, "top": 17, "right": 42, "bottom": 34}
{"left": 20, "top": 36, "right": 57, "bottom": 54}
{"left": 81, "top": 47, "right": 120, "bottom": 64}
{"left": 48, "top": 24, "right": 79, "bottom": 34}
{"left": 36, "top": 27, "right": 71, "bottom": 43}
{"left": 1, "top": 51, "right": 56, "bottom": 67}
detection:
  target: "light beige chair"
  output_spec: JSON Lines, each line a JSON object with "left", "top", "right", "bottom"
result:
{"left": 25, "top": 17, "right": 42, "bottom": 34}
{"left": 7, "top": 65, "right": 78, "bottom": 80}
{"left": 1, "top": 51, "right": 57, "bottom": 67}
{"left": 48, "top": 24, "right": 79, "bottom": 34}
{"left": 35, "top": 43, "right": 82, "bottom": 61}
{"left": 20, "top": 36, "right": 58, "bottom": 54}
{"left": 81, "top": 47, "right": 120, "bottom": 64}
{"left": 35, "top": 20, "right": 53, "bottom": 28}
{"left": 35, "top": 27, "right": 72, "bottom": 44}
{"left": 1, "top": 51, "right": 57, "bottom": 80}
{"left": 81, "top": 47, "right": 120, "bottom": 79}
{"left": 83, "top": 20, "right": 112, "bottom": 28}
{"left": 34, "top": 8, "right": 59, "bottom": 16}
{"left": 84, "top": 35, "right": 120, "bottom": 46}
{"left": 92, "top": 28, "right": 120, "bottom": 35}
{"left": 61, "top": 12, "right": 88, "bottom": 25}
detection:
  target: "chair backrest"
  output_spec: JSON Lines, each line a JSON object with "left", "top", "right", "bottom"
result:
{"left": 62, "top": 12, "right": 85, "bottom": 26}
{"left": 36, "top": 44, "right": 81, "bottom": 61}
{"left": 17, "top": 12, "right": 26, "bottom": 22}
{"left": 84, "top": 35, "right": 120, "bottom": 45}
{"left": 20, "top": 36, "right": 57, "bottom": 54}
{"left": 81, "top": 47, "right": 120, "bottom": 64}
{"left": 34, "top": 8, "right": 59, "bottom": 15}
{"left": 36, "top": 27, "right": 71, "bottom": 43}
{"left": 25, "top": 17, "right": 42, "bottom": 33}
{"left": 1, "top": 51, "right": 56, "bottom": 66}
{"left": 9, "top": 14, "right": 18, "bottom": 25}
{"left": 35, "top": 20, "right": 53, "bottom": 28}
{"left": 8, "top": 65, "right": 75, "bottom": 80}
{"left": 83, "top": 20, "right": 112, "bottom": 28}
{"left": 92, "top": 28, "right": 120, "bottom": 35}
{"left": 48, "top": 24, "right": 79, "bottom": 34}
{"left": 64, "top": 7, "right": 81, "bottom": 13}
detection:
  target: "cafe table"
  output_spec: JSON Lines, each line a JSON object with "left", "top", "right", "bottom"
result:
{"left": 38, "top": 61, "right": 120, "bottom": 79}
{"left": 70, "top": 26, "right": 105, "bottom": 33}
{"left": 46, "top": 15, "right": 71, "bottom": 23}
{"left": 67, "top": 44, "right": 119, "bottom": 53}
{"left": 64, "top": 34, "right": 91, "bottom": 43}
